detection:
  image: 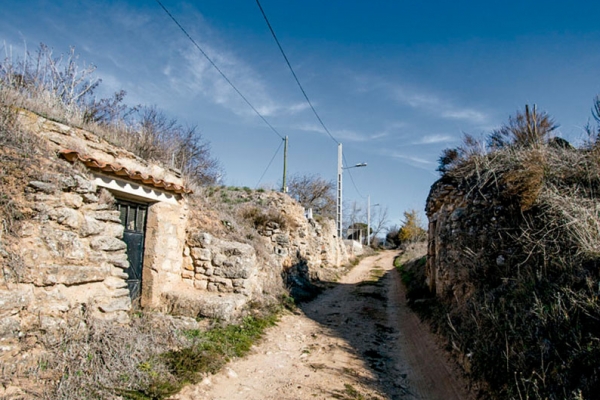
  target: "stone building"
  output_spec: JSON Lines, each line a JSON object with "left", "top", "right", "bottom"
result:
{"left": 0, "top": 109, "right": 349, "bottom": 359}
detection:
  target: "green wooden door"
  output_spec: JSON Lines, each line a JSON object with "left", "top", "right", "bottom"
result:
{"left": 116, "top": 200, "right": 148, "bottom": 302}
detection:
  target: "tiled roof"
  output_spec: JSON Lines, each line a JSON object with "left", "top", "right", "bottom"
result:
{"left": 59, "top": 149, "right": 192, "bottom": 194}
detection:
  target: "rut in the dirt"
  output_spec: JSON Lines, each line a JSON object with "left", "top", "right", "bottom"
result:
{"left": 300, "top": 259, "right": 411, "bottom": 398}
{"left": 173, "top": 251, "right": 473, "bottom": 400}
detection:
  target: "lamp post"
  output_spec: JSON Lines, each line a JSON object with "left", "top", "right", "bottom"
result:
{"left": 336, "top": 142, "right": 367, "bottom": 238}
{"left": 366, "top": 195, "right": 380, "bottom": 246}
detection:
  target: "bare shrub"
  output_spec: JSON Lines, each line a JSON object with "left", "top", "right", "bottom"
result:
{"left": 11, "top": 308, "right": 280, "bottom": 399}
{"left": 489, "top": 104, "right": 558, "bottom": 149}
{"left": 0, "top": 43, "right": 99, "bottom": 124}
{"left": 239, "top": 205, "right": 289, "bottom": 231}
{"left": 1, "top": 44, "right": 221, "bottom": 188}
{"left": 584, "top": 95, "right": 600, "bottom": 145}
{"left": 437, "top": 133, "right": 486, "bottom": 174}
{"left": 129, "top": 106, "right": 221, "bottom": 187}
{"left": 286, "top": 173, "right": 335, "bottom": 219}
{"left": 0, "top": 105, "right": 45, "bottom": 155}
{"left": 426, "top": 106, "right": 600, "bottom": 399}
{"left": 37, "top": 312, "right": 190, "bottom": 399}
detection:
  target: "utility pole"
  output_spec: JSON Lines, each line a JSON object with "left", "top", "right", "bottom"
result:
{"left": 336, "top": 143, "right": 367, "bottom": 239}
{"left": 336, "top": 143, "right": 343, "bottom": 238}
{"left": 367, "top": 195, "right": 370, "bottom": 246}
{"left": 281, "top": 136, "right": 288, "bottom": 193}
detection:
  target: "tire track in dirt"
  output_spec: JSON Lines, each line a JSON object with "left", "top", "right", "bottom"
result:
{"left": 173, "top": 251, "right": 473, "bottom": 400}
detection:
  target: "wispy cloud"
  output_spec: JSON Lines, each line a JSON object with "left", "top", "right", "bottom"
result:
{"left": 411, "top": 134, "right": 455, "bottom": 145}
{"left": 112, "top": 11, "right": 152, "bottom": 30}
{"left": 391, "top": 153, "right": 434, "bottom": 166}
{"left": 393, "top": 88, "right": 489, "bottom": 125}
{"left": 164, "top": 40, "right": 307, "bottom": 118}
{"left": 386, "top": 150, "right": 437, "bottom": 172}
{"left": 441, "top": 109, "right": 488, "bottom": 124}
{"left": 294, "top": 123, "right": 388, "bottom": 142}
{"left": 351, "top": 74, "right": 490, "bottom": 127}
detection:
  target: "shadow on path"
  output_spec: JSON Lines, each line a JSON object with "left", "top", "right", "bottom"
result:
{"left": 296, "top": 255, "right": 412, "bottom": 399}
{"left": 294, "top": 251, "right": 472, "bottom": 400}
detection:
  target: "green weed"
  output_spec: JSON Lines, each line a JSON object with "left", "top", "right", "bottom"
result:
{"left": 147, "top": 315, "right": 278, "bottom": 398}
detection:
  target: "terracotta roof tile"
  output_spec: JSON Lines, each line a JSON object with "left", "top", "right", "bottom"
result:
{"left": 59, "top": 149, "right": 192, "bottom": 194}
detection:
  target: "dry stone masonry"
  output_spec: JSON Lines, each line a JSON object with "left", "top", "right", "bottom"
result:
{"left": 186, "top": 232, "right": 257, "bottom": 294}
{"left": 425, "top": 168, "right": 532, "bottom": 305}
{"left": 0, "top": 165, "right": 132, "bottom": 366}
{"left": 1, "top": 108, "right": 352, "bottom": 366}
{"left": 167, "top": 191, "right": 350, "bottom": 320}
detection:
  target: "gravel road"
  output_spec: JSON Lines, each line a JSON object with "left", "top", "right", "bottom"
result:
{"left": 173, "top": 250, "right": 474, "bottom": 400}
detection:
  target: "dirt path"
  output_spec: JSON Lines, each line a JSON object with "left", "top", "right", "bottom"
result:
{"left": 173, "top": 251, "right": 474, "bottom": 400}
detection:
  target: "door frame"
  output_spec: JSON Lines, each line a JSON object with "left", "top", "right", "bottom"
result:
{"left": 115, "top": 199, "right": 149, "bottom": 304}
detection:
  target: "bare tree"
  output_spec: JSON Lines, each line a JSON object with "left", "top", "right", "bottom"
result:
{"left": 585, "top": 95, "right": 600, "bottom": 145}
{"left": 173, "top": 125, "right": 221, "bottom": 186}
{"left": 287, "top": 174, "right": 335, "bottom": 219}
{"left": 344, "top": 200, "right": 364, "bottom": 239}
{"left": 369, "top": 206, "right": 389, "bottom": 245}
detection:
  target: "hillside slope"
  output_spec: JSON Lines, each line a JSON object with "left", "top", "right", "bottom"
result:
{"left": 424, "top": 140, "right": 600, "bottom": 399}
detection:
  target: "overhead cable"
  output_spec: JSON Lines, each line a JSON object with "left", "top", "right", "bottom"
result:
{"left": 255, "top": 139, "right": 285, "bottom": 189}
{"left": 255, "top": 0, "right": 339, "bottom": 145}
{"left": 155, "top": 0, "right": 284, "bottom": 140}
{"left": 343, "top": 154, "right": 366, "bottom": 199}
{"left": 256, "top": 0, "right": 367, "bottom": 197}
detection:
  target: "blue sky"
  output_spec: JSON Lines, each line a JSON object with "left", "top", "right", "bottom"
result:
{"left": 3, "top": 0, "right": 600, "bottom": 230}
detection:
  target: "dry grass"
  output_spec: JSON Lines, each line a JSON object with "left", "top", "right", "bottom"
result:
{"left": 0, "top": 105, "right": 50, "bottom": 284}
{"left": 1, "top": 44, "right": 221, "bottom": 187}
{"left": 0, "top": 310, "right": 184, "bottom": 399}
{"left": 0, "top": 307, "right": 280, "bottom": 400}
{"left": 425, "top": 136, "right": 600, "bottom": 399}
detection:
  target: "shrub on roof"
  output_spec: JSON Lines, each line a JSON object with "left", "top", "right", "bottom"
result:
{"left": 427, "top": 104, "right": 600, "bottom": 399}
{"left": 0, "top": 43, "right": 222, "bottom": 187}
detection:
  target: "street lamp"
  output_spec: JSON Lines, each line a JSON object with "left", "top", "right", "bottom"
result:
{"left": 366, "top": 196, "right": 380, "bottom": 246}
{"left": 336, "top": 143, "right": 367, "bottom": 238}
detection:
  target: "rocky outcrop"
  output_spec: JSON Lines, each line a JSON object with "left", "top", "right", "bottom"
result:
{"left": 166, "top": 191, "right": 349, "bottom": 320}
{"left": 425, "top": 177, "right": 522, "bottom": 303}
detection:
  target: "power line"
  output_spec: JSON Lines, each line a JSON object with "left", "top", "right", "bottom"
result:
{"left": 155, "top": 0, "right": 284, "bottom": 140}
{"left": 343, "top": 153, "right": 366, "bottom": 199}
{"left": 255, "top": 0, "right": 339, "bottom": 146}
{"left": 256, "top": 0, "right": 366, "bottom": 198}
{"left": 255, "top": 139, "right": 285, "bottom": 188}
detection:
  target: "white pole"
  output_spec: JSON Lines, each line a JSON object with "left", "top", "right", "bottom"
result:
{"left": 367, "top": 195, "right": 370, "bottom": 246}
{"left": 282, "top": 136, "right": 288, "bottom": 193}
{"left": 336, "top": 143, "right": 343, "bottom": 238}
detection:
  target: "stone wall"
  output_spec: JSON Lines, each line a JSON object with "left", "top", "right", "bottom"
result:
{"left": 141, "top": 201, "right": 189, "bottom": 308}
{"left": 0, "top": 157, "right": 132, "bottom": 364}
{"left": 423, "top": 146, "right": 600, "bottom": 398}
{"left": 185, "top": 232, "right": 258, "bottom": 295}
{"left": 2, "top": 110, "right": 351, "bottom": 329}
{"left": 164, "top": 191, "right": 350, "bottom": 320}
{"left": 425, "top": 176, "right": 522, "bottom": 303}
